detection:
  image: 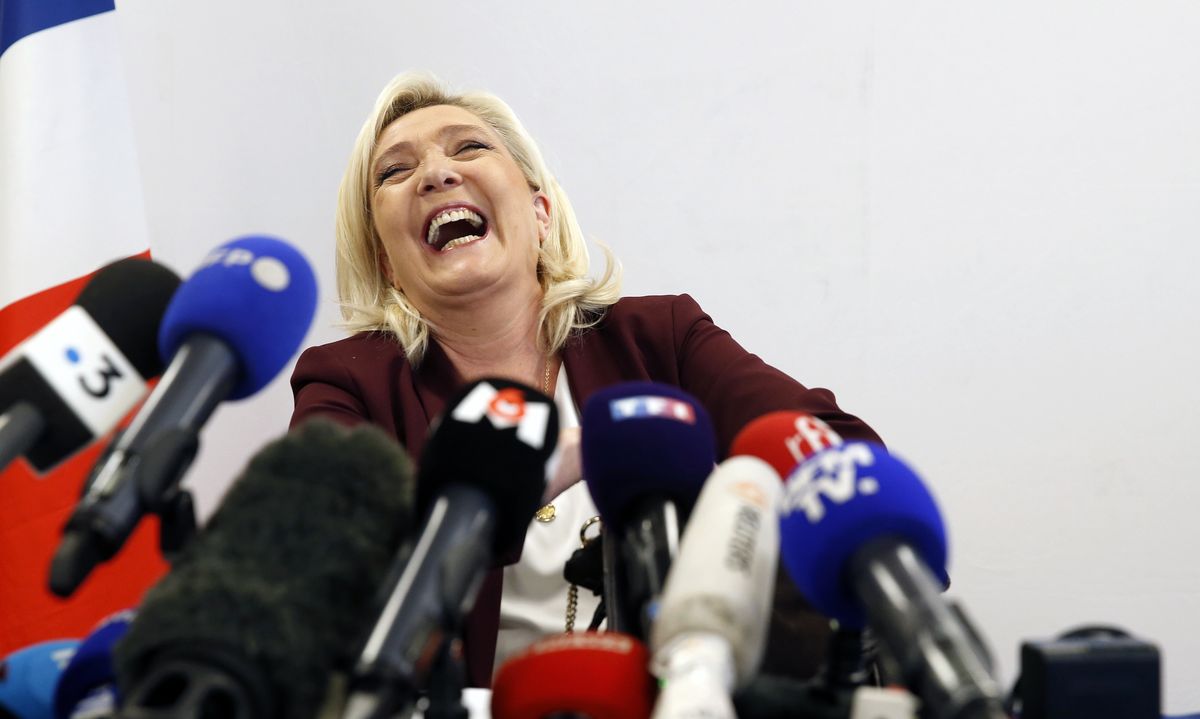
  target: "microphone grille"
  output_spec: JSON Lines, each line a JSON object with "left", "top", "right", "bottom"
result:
{"left": 75, "top": 257, "right": 182, "bottom": 380}
{"left": 581, "top": 381, "right": 716, "bottom": 525}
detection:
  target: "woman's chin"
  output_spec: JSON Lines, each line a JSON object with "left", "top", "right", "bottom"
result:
{"left": 428, "top": 265, "right": 514, "bottom": 302}
{"left": 417, "top": 238, "right": 540, "bottom": 304}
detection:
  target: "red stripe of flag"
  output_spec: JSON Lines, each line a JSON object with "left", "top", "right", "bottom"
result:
{"left": 0, "top": 250, "right": 168, "bottom": 653}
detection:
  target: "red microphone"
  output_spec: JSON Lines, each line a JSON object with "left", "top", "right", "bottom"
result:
{"left": 491, "top": 632, "right": 656, "bottom": 719}
{"left": 729, "top": 411, "right": 843, "bottom": 479}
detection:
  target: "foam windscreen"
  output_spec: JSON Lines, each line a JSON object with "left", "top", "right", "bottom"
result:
{"left": 581, "top": 381, "right": 716, "bottom": 525}
{"left": 156, "top": 235, "right": 317, "bottom": 399}
{"left": 417, "top": 378, "right": 557, "bottom": 554}
{"left": 729, "top": 411, "right": 843, "bottom": 480}
{"left": 779, "top": 442, "right": 947, "bottom": 628}
{"left": 74, "top": 257, "right": 181, "bottom": 380}
{"left": 114, "top": 419, "right": 415, "bottom": 718}
{"left": 53, "top": 610, "right": 132, "bottom": 719}
{"left": 491, "top": 632, "right": 655, "bottom": 719}
{"left": 0, "top": 640, "right": 79, "bottom": 719}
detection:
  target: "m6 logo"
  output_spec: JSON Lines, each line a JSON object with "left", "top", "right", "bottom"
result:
{"left": 782, "top": 443, "right": 880, "bottom": 523}
{"left": 451, "top": 382, "right": 552, "bottom": 450}
{"left": 487, "top": 388, "right": 528, "bottom": 424}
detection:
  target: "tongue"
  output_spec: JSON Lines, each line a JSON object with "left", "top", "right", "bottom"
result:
{"left": 435, "top": 219, "right": 480, "bottom": 250}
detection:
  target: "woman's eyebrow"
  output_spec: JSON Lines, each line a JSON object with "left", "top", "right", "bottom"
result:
{"left": 373, "top": 141, "right": 411, "bottom": 174}
{"left": 373, "top": 124, "right": 490, "bottom": 172}
{"left": 438, "top": 123, "right": 490, "bottom": 139}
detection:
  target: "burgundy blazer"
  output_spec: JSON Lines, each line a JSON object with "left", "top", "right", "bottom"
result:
{"left": 290, "top": 294, "right": 882, "bottom": 686}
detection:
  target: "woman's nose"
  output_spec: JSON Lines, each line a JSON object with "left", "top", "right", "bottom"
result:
{"left": 418, "top": 160, "right": 463, "bottom": 195}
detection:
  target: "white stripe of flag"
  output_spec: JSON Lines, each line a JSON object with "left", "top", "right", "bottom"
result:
{"left": 0, "top": 1, "right": 166, "bottom": 659}
{"left": 0, "top": 4, "right": 149, "bottom": 311}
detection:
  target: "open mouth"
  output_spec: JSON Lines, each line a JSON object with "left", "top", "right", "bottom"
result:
{"left": 425, "top": 206, "right": 489, "bottom": 252}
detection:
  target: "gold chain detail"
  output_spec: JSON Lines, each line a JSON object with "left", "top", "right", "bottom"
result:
{"left": 566, "top": 516, "right": 602, "bottom": 633}
{"left": 535, "top": 355, "right": 557, "bottom": 522}
{"left": 566, "top": 584, "right": 579, "bottom": 633}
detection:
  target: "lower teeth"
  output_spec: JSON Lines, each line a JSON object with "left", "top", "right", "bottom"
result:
{"left": 441, "top": 235, "right": 480, "bottom": 251}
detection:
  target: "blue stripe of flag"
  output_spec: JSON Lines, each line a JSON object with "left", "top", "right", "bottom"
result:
{"left": 0, "top": 0, "right": 114, "bottom": 60}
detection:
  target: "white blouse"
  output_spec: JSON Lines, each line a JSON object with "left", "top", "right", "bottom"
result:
{"left": 494, "top": 377, "right": 603, "bottom": 672}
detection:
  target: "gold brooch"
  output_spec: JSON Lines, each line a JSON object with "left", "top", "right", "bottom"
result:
{"left": 535, "top": 503, "right": 556, "bottom": 522}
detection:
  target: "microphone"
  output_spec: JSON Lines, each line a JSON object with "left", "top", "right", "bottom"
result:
{"left": 491, "top": 632, "right": 656, "bottom": 719}
{"left": 648, "top": 455, "right": 783, "bottom": 719}
{"left": 345, "top": 378, "right": 557, "bottom": 719}
{"left": 730, "top": 410, "right": 881, "bottom": 689}
{"left": 112, "top": 418, "right": 416, "bottom": 719}
{"left": 50, "top": 235, "right": 318, "bottom": 596}
{"left": 0, "top": 258, "right": 180, "bottom": 474}
{"left": 580, "top": 382, "right": 716, "bottom": 639}
{"left": 52, "top": 610, "right": 133, "bottom": 719}
{"left": 0, "top": 640, "right": 80, "bottom": 719}
{"left": 779, "top": 442, "right": 1004, "bottom": 719}
{"left": 729, "top": 410, "right": 843, "bottom": 478}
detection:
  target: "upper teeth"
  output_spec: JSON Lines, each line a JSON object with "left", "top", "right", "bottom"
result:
{"left": 427, "top": 208, "right": 485, "bottom": 246}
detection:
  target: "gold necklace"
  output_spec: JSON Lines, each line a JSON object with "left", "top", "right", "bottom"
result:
{"left": 534, "top": 356, "right": 557, "bottom": 523}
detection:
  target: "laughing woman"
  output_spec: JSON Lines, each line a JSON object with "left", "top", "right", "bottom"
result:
{"left": 289, "top": 72, "right": 882, "bottom": 687}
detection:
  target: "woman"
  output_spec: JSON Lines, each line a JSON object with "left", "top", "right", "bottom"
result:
{"left": 290, "top": 72, "right": 882, "bottom": 687}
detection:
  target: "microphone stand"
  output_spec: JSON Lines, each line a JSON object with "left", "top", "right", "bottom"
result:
{"left": 423, "top": 639, "right": 469, "bottom": 719}
{"left": 732, "top": 624, "right": 868, "bottom": 719}
{"left": 52, "top": 425, "right": 200, "bottom": 595}
{"left": 52, "top": 335, "right": 237, "bottom": 596}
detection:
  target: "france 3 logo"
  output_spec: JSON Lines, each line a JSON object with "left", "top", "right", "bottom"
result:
{"left": 782, "top": 443, "right": 880, "bottom": 524}
{"left": 21, "top": 307, "right": 146, "bottom": 434}
{"left": 63, "top": 344, "right": 125, "bottom": 399}
{"left": 451, "top": 382, "right": 553, "bottom": 450}
{"left": 608, "top": 395, "right": 696, "bottom": 425}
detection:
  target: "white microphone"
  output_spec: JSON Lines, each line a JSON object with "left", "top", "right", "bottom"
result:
{"left": 649, "top": 455, "right": 783, "bottom": 718}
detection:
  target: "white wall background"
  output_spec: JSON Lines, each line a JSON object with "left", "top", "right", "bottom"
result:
{"left": 110, "top": 1, "right": 1200, "bottom": 712}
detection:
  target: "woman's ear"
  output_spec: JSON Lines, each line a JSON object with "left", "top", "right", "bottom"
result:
{"left": 532, "top": 190, "right": 551, "bottom": 245}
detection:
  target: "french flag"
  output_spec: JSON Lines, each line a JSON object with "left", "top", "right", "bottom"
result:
{"left": 0, "top": 0, "right": 166, "bottom": 653}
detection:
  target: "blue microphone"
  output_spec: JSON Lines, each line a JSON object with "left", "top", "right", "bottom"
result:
{"left": 52, "top": 610, "right": 133, "bottom": 719}
{"left": 50, "top": 236, "right": 318, "bottom": 597}
{"left": 581, "top": 381, "right": 716, "bottom": 639}
{"left": 0, "top": 640, "right": 79, "bottom": 719}
{"left": 779, "top": 442, "right": 1004, "bottom": 719}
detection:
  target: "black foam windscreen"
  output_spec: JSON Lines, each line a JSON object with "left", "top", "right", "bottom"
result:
{"left": 114, "top": 419, "right": 416, "bottom": 719}
{"left": 417, "top": 378, "right": 557, "bottom": 554}
{"left": 75, "top": 257, "right": 182, "bottom": 380}
{"left": 581, "top": 381, "right": 716, "bottom": 526}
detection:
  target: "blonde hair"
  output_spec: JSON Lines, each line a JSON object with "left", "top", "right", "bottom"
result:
{"left": 335, "top": 72, "right": 621, "bottom": 364}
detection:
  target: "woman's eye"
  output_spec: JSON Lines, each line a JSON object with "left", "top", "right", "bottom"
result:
{"left": 376, "top": 165, "right": 410, "bottom": 184}
{"left": 456, "top": 140, "right": 491, "bottom": 155}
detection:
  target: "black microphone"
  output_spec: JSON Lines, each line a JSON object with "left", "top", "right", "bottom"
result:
{"left": 344, "top": 378, "right": 557, "bottom": 719}
{"left": 50, "top": 236, "right": 317, "bottom": 596}
{"left": 113, "top": 418, "right": 417, "bottom": 719}
{"left": 0, "top": 257, "right": 180, "bottom": 474}
{"left": 580, "top": 382, "right": 716, "bottom": 639}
